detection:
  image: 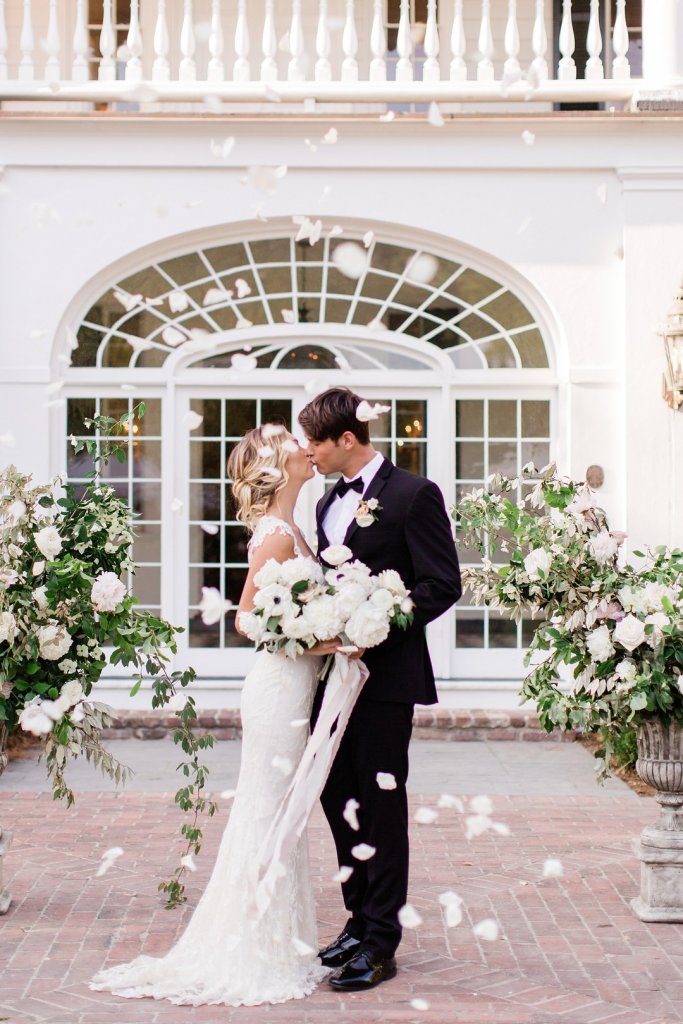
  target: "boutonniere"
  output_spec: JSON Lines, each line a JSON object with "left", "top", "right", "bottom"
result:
{"left": 354, "top": 497, "right": 381, "bottom": 528}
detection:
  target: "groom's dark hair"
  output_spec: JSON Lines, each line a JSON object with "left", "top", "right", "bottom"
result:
{"left": 298, "top": 387, "right": 370, "bottom": 445}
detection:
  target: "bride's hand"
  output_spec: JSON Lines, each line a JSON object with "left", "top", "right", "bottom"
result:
{"left": 304, "top": 639, "right": 342, "bottom": 656}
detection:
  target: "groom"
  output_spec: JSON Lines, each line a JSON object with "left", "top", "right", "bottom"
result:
{"left": 299, "top": 387, "right": 461, "bottom": 992}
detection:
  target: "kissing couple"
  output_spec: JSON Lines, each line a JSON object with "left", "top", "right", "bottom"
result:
{"left": 91, "top": 386, "right": 461, "bottom": 1006}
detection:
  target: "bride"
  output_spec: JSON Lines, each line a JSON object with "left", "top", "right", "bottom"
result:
{"left": 90, "top": 424, "right": 340, "bottom": 1007}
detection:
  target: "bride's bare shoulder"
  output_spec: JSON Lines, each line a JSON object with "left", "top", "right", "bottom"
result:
{"left": 248, "top": 517, "right": 296, "bottom": 568}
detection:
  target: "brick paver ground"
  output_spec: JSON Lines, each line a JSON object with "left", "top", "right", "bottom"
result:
{"left": 1, "top": 769, "right": 682, "bottom": 1024}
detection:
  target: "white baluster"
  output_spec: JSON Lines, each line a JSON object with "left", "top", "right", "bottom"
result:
{"left": 0, "top": 0, "right": 7, "bottom": 81}
{"left": 558, "top": 0, "right": 576, "bottom": 80}
{"left": 611, "top": 0, "right": 630, "bottom": 79}
{"left": 369, "top": 0, "right": 386, "bottom": 82}
{"left": 529, "top": 0, "right": 548, "bottom": 83}
{"left": 450, "top": 0, "right": 467, "bottom": 81}
{"left": 71, "top": 0, "right": 88, "bottom": 82}
{"left": 234, "top": 0, "right": 250, "bottom": 81}
{"left": 208, "top": 0, "right": 224, "bottom": 82}
{"left": 180, "top": 0, "right": 197, "bottom": 81}
{"left": 288, "top": 0, "right": 305, "bottom": 82}
{"left": 423, "top": 0, "right": 440, "bottom": 82}
{"left": 585, "top": 0, "right": 603, "bottom": 79}
{"left": 477, "top": 0, "right": 494, "bottom": 82}
{"left": 261, "top": 0, "right": 277, "bottom": 82}
{"left": 98, "top": 0, "right": 116, "bottom": 81}
{"left": 341, "top": 0, "right": 358, "bottom": 82}
{"left": 503, "top": 0, "right": 521, "bottom": 80}
{"left": 152, "top": 0, "right": 170, "bottom": 82}
{"left": 44, "top": 0, "right": 60, "bottom": 82}
{"left": 18, "top": 0, "right": 34, "bottom": 81}
{"left": 126, "top": 0, "right": 144, "bottom": 82}
{"left": 315, "top": 0, "right": 331, "bottom": 82}
{"left": 396, "top": 0, "right": 413, "bottom": 82}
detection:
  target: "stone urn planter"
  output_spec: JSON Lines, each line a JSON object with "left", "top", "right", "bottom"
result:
{"left": 631, "top": 717, "right": 683, "bottom": 922}
{"left": 0, "top": 724, "right": 12, "bottom": 914}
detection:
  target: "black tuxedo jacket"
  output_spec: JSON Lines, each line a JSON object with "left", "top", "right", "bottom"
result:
{"left": 316, "top": 457, "right": 461, "bottom": 706}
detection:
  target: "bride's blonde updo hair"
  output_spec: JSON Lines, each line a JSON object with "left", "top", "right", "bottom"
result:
{"left": 228, "top": 424, "right": 291, "bottom": 531}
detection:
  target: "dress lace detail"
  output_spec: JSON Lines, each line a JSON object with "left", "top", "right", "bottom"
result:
{"left": 89, "top": 523, "right": 327, "bottom": 1005}
{"left": 248, "top": 515, "right": 303, "bottom": 561}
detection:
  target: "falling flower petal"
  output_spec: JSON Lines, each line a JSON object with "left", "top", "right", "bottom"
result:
{"left": 114, "top": 290, "right": 142, "bottom": 312}
{"left": 319, "top": 185, "right": 332, "bottom": 203}
{"left": 304, "top": 378, "right": 331, "bottom": 396}
{"left": 180, "top": 853, "right": 197, "bottom": 872}
{"left": 304, "top": 137, "right": 318, "bottom": 152}
{"left": 543, "top": 858, "right": 564, "bottom": 878}
{"left": 262, "top": 466, "right": 283, "bottom": 480}
{"left": 406, "top": 253, "right": 439, "bottom": 284}
{"left": 258, "top": 445, "right": 275, "bottom": 458}
{"left": 96, "top": 846, "right": 124, "bottom": 877}
{"left": 220, "top": 789, "right": 236, "bottom": 800}
{"left": 438, "top": 793, "right": 464, "bottom": 811}
{"left": 235, "top": 278, "right": 251, "bottom": 298}
{"left": 264, "top": 84, "right": 281, "bottom": 102}
{"left": 292, "top": 937, "right": 315, "bottom": 956}
{"left": 247, "top": 165, "right": 284, "bottom": 195}
{"left": 517, "top": 214, "right": 532, "bottom": 234}
{"left": 414, "top": 806, "right": 438, "bottom": 825}
{"left": 356, "top": 400, "right": 391, "bottom": 422}
{"left": 596, "top": 183, "right": 608, "bottom": 205}
{"left": 411, "top": 998, "right": 430, "bottom": 1011}
{"left": 200, "top": 522, "right": 219, "bottom": 535}
{"left": 231, "top": 352, "right": 258, "bottom": 372}
{"left": 333, "top": 865, "right": 354, "bottom": 883}
{"left": 0, "top": 432, "right": 16, "bottom": 448}
{"left": 203, "top": 287, "right": 232, "bottom": 305}
{"left": 428, "top": 101, "right": 444, "bottom": 127}
{"left": 281, "top": 309, "right": 296, "bottom": 324}
{"left": 398, "top": 904, "right": 422, "bottom": 928}
{"left": 473, "top": 918, "right": 499, "bottom": 941}
{"left": 46, "top": 380, "right": 63, "bottom": 395}
{"left": 170, "top": 498, "right": 183, "bottom": 513}
{"left": 376, "top": 772, "right": 397, "bottom": 790}
{"left": 199, "top": 586, "right": 232, "bottom": 625}
{"left": 465, "top": 814, "right": 491, "bottom": 840}
{"left": 209, "top": 136, "right": 235, "bottom": 159}
{"left": 290, "top": 718, "right": 309, "bottom": 728}
{"left": 522, "top": 129, "right": 535, "bottom": 145}
{"left": 272, "top": 755, "right": 293, "bottom": 775}
{"left": 363, "top": 230, "right": 374, "bottom": 248}
{"left": 351, "top": 843, "right": 376, "bottom": 861}
{"left": 162, "top": 325, "right": 186, "bottom": 347}
{"left": 235, "top": 317, "right": 254, "bottom": 330}
{"left": 322, "top": 127, "right": 338, "bottom": 144}
{"left": 282, "top": 440, "right": 298, "bottom": 453}
{"left": 262, "top": 423, "right": 286, "bottom": 439}
{"left": 329, "top": 224, "right": 344, "bottom": 237}
{"left": 332, "top": 241, "right": 368, "bottom": 280}
{"left": 343, "top": 798, "right": 360, "bottom": 831}
{"left": 168, "top": 290, "right": 189, "bottom": 313}
{"left": 183, "top": 411, "right": 204, "bottom": 431}
{"left": 167, "top": 693, "right": 186, "bottom": 713}
{"left": 31, "top": 328, "right": 48, "bottom": 340}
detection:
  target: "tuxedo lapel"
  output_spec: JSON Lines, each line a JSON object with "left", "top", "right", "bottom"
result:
{"left": 315, "top": 481, "right": 339, "bottom": 553}
{"left": 343, "top": 457, "right": 394, "bottom": 548}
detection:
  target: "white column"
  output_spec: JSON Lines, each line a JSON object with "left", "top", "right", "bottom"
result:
{"left": 369, "top": 0, "right": 386, "bottom": 82}
{"left": 557, "top": 0, "right": 576, "bottom": 81}
{"left": 288, "top": 0, "right": 305, "bottom": 82}
{"left": 477, "top": 0, "right": 494, "bottom": 82}
{"left": 98, "top": 0, "right": 116, "bottom": 81}
{"left": 315, "top": 0, "right": 332, "bottom": 82}
{"left": 179, "top": 0, "right": 197, "bottom": 81}
{"left": 125, "top": 0, "right": 144, "bottom": 82}
{"left": 44, "top": 0, "right": 60, "bottom": 81}
{"left": 450, "top": 0, "right": 467, "bottom": 82}
{"left": 71, "top": 0, "right": 89, "bottom": 82}
{"left": 423, "top": 0, "right": 440, "bottom": 82}
{"left": 612, "top": 0, "right": 630, "bottom": 79}
{"left": 18, "top": 0, "right": 34, "bottom": 81}
{"left": 153, "top": 0, "right": 170, "bottom": 82}
{"left": 208, "top": 0, "right": 224, "bottom": 82}
{"left": 585, "top": 0, "right": 603, "bottom": 80}
{"left": 643, "top": 0, "right": 683, "bottom": 81}
{"left": 503, "top": 0, "right": 521, "bottom": 80}
{"left": 396, "top": 0, "right": 413, "bottom": 82}
{"left": 0, "top": 0, "right": 6, "bottom": 81}
{"left": 233, "top": 0, "right": 250, "bottom": 81}
{"left": 530, "top": 0, "right": 548, "bottom": 82}
{"left": 261, "top": 0, "right": 277, "bottom": 82}
{"left": 341, "top": 0, "right": 359, "bottom": 82}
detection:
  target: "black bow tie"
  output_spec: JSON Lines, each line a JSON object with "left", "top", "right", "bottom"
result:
{"left": 333, "top": 477, "right": 364, "bottom": 499}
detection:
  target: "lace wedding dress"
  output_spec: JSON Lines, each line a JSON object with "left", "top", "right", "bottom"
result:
{"left": 90, "top": 516, "right": 329, "bottom": 1007}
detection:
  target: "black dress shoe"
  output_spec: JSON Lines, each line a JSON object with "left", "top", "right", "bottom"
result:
{"left": 318, "top": 929, "right": 363, "bottom": 969}
{"left": 329, "top": 951, "right": 397, "bottom": 991}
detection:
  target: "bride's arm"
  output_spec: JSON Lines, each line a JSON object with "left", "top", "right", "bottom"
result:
{"left": 235, "top": 532, "right": 296, "bottom": 635}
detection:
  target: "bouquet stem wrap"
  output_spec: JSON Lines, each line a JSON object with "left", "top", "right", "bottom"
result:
{"left": 253, "top": 653, "right": 368, "bottom": 916}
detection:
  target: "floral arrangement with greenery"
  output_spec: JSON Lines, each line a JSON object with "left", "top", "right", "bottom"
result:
{"left": 0, "top": 404, "right": 215, "bottom": 906}
{"left": 455, "top": 464, "right": 683, "bottom": 778}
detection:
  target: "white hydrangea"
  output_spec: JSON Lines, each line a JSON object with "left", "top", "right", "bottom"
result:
{"left": 345, "top": 602, "right": 391, "bottom": 649}
{"left": 91, "top": 571, "right": 127, "bottom": 612}
{"left": 253, "top": 558, "right": 285, "bottom": 589}
{"left": 301, "top": 594, "right": 343, "bottom": 641}
{"left": 589, "top": 531, "right": 618, "bottom": 565}
{"left": 0, "top": 611, "right": 17, "bottom": 644}
{"left": 615, "top": 659, "right": 637, "bottom": 681}
{"left": 37, "top": 623, "right": 73, "bottom": 661}
{"left": 369, "top": 588, "right": 395, "bottom": 612}
{"left": 277, "top": 556, "right": 325, "bottom": 588}
{"left": 34, "top": 525, "right": 63, "bottom": 561}
{"left": 334, "top": 581, "right": 369, "bottom": 619}
{"left": 586, "top": 625, "right": 615, "bottom": 663}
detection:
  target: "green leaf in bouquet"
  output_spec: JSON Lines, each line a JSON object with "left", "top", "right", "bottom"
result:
{"left": 291, "top": 580, "right": 310, "bottom": 595}
{"left": 25, "top": 663, "right": 41, "bottom": 676}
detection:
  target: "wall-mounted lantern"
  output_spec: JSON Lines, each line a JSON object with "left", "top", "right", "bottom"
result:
{"left": 661, "top": 279, "right": 683, "bottom": 411}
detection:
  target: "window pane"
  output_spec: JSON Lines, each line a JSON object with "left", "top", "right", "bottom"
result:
{"left": 488, "top": 401, "right": 517, "bottom": 438}
{"left": 190, "top": 399, "right": 221, "bottom": 437}
{"left": 456, "top": 400, "right": 483, "bottom": 437}
{"left": 132, "top": 524, "right": 160, "bottom": 563}
{"left": 190, "top": 482, "right": 220, "bottom": 520}
{"left": 67, "top": 398, "right": 96, "bottom": 435}
{"left": 188, "top": 524, "right": 220, "bottom": 564}
{"left": 396, "top": 400, "right": 427, "bottom": 439}
{"left": 189, "top": 566, "right": 220, "bottom": 603}
{"left": 136, "top": 399, "right": 161, "bottom": 436}
{"left": 521, "top": 441, "right": 550, "bottom": 469}
{"left": 488, "top": 442, "right": 517, "bottom": 477}
{"left": 131, "top": 565, "right": 160, "bottom": 606}
{"left": 226, "top": 400, "right": 257, "bottom": 436}
{"left": 190, "top": 440, "right": 221, "bottom": 479}
{"left": 488, "top": 613, "right": 518, "bottom": 648}
{"left": 395, "top": 441, "right": 426, "bottom": 476}
{"left": 456, "top": 612, "right": 485, "bottom": 648}
{"left": 456, "top": 442, "right": 484, "bottom": 479}
{"left": 522, "top": 401, "right": 550, "bottom": 438}
{"left": 189, "top": 612, "right": 220, "bottom": 648}
{"left": 132, "top": 440, "right": 161, "bottom": 478}
{"left": 226, "top": 525, "right": 249, "bottom": 563}
{"left": 224, "top": 568, "right": 248, "bottom": 604}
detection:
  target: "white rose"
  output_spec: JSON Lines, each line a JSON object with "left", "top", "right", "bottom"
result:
{"left": 301, "top": 594, "right": 343, "bottom": 641}
{"left": 58, "top": 658, "right": 77, "bottom": 674}
{"left": 34, "top": 525, "right": 62, "bottom": 561}
{"left": 355, "top": 513, "right": 375, "bottom": 528}
{"left": 321, "top": 545, "right": 353, "bottom": 567}
{"left": 400, "top": 597, "right": 415, "bottom": 615}
{"left": 0, "top": 611, "right": 17, "bottom": 644}
{"left": 376, "top": 570, "right": 407, "bottom": 597}
{"left": 613, "top": 614, "right": 646, "bottom": 652}
{"left": 37, "top": 623, "right": 73, "bottom": 661}
{"left": 59, "top": 680, "right": 83, "bottom": 707}
{"left": 641, "top": 582, "right": 678, "bottom": 614}
{"left": 280, "top": 607, "right": 315, "bottom": 641}
{"left": 334, "top": 581, "right": 368, "bottom": 619}
{"left": 616, "top": 659, "right": 637, "bottom": 682}
{"left": 585, "top": 625, "right": 615, "bottom": 663}
{"left": 253, "top": 558, "right": 284, "bottom": 589}
{"left": 91, "top": 571, "right": 127, "bottom": 612}
{"left": 369, "top": 588, "right": 395, "bottom": 612}
{"left": 523, "top": 548, "right": 552, "bottom": 581}
{"left": 589, "top": 531, "right": 618, "bottom": 565}
{"left": 345, "top": 602, "right": 391, "bottom": 649}
{"left": 32, "top": 586, "right": 49, "bottom": 610}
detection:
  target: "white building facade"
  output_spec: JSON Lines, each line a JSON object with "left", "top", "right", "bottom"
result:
{"left": 1, "top": 0, "right": 682, "bottom": 708}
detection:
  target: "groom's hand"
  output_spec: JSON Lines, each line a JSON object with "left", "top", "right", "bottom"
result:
{"left": 306, "top": 639, "right": 342, "bottom": 656}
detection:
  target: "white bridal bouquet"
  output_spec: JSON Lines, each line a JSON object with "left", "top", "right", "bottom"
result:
{"left": 237, "top": 544, "right": 415, "bottom": 658}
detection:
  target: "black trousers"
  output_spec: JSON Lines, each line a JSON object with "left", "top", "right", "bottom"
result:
{"left": 312, "top": 688, "right": 414, "bottom": 960}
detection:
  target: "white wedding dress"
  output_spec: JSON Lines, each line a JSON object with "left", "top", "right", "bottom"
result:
{"left": 90, "top": 516, "right": 329, "bottom": 1007}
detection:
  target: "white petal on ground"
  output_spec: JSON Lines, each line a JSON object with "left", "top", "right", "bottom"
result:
{"left": 492, "top": 822, "right": 511, "bottom": 836}
{"left": 281, "top": 308, "right": 296, "bottom": 323}
{"left": 231, "top": 352, "right": 258, "bottom": 372}
{"left": 322, "top": 127, "right": 338, "bottom": 144}
{"left": 411, "top": 998, "right": 430, "bottom": 1011}
{"left": 200, "top": 522, "right": 220, "bottom": 535}
{"left": 376, "top": 772, "right": 397, "bottom": 790}
{"left": 414, "top": 806, "right": 438, "bottom": 825}
{"left": 220, "top": 789, "right": 236, "bottom": 800}
{"left": 363, "top": 230, "right": 374, "bottom": 248}
{"left": 438, "top": 793, "right": 464, "bottom": 812}
{"left": 428, "top": 101, "right": 444, "bottom": 127}
{"left": 398, "top": 904, "right": 423, "bottom": 928}
{"left": 162, "top": 325, "right": 186, "bottom": 347}
{"left": 332, "top": 241, "right": 368, "bottom": 280}
{"left": 343, "top": 798, "right": 360, "bottom": 831}
{"left": 473, "top": 918, "right": 499, "bottom": 941}
{"left": 333, "top": 865, "right": 354, "bottom": 883}
{"left": 183, "top": 411, "right": 204, "bottom": 431}
{"left": 351, "top": 843, "right": 376, "bottom": 861}
{"left": 168, "top": 290, "right": 190, "bottom": 312}
{"left": 356, "top": 400, "right": 391, "bottom": 422}
{"left": 465, "top": 814, "right": 491, "bottom": 840}
{"left": 469, "top": 794, "right": 493, "bottom": 816}
{"left": 180, "top": 854, "right": 197, "bottom": 872}
{"left": 170, "top": 498, "right": 183, "bottom": 512}
{"left": 257, "top": 445, "right": 275, "bottom": 458}
{"left": 235, "top": 278, "right": 251, "bottom": 298}
{"left": 543, "top": 858, "right": 564, "bottom": 878}
{"left": 96, "top": 847, "right": 124, "bottom": 877}
{"left": 272, "top": 755, "right": 293, "bottom": 775}
{"left": 439, "top": 891, "right": 464, "bottom": 928}
{"left": 522, "top": 129, "right": 536, "bottom": 145}
{"left": 405, "top": 253, "right": 439, "bottom": 284}
{"left": 596, "top": 183, "right": 608, "bottom": 205}
{"left": 292, "top": 937, "right": 315, "bottom": 956}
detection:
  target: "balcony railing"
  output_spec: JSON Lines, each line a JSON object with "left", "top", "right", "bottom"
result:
{"left": 0, "top": 0, "right": 674, "bottom": 109}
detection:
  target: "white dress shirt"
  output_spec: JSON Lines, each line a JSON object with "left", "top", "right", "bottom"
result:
{"left": 322, "top": 451, "right": 385, "bottom": 547}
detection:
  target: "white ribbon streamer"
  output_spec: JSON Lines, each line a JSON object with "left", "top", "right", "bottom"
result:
{"left": 254, "top": 653, "right": 369, "bottom": 916}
